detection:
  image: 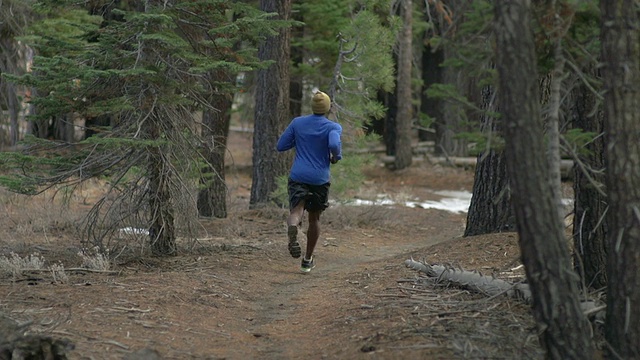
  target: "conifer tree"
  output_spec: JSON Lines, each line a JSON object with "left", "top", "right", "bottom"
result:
{"left": 2, "top": 0, "right": 280, "bottom": 256}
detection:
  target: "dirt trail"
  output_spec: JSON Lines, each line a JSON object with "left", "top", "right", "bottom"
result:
{"left": 218, "top": 216, "right": 466, "bottom": 360}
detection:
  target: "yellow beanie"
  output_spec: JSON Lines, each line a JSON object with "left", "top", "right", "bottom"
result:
{"left": 311, "top": 91, "right": 331, "bottom": 115}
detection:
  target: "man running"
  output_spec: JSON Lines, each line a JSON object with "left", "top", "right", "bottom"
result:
{"left": 276, "top": 91, "right": 342, "bottom": 273}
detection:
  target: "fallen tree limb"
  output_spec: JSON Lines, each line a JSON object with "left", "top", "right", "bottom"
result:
{"left": 404, "top": 258, "right": 532, "bottom": 303}
{"left": 404, "top": 259, "right": 608, "bottom": 322}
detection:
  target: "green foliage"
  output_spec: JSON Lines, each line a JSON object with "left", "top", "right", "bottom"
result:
{"left": 418, "top": 112, "right": 434, "bottom": 130}
{"left": 564, "top": 128, "right": 598, "bottom": 157}
{"left": 329, "top": 153, "right": 374, "bottom": 198}
{"left": 457, "top": 130, "right": 505, "bottom": 156}
{"left": 337, "top": 6, "right": 397, "bottom": 96}
{"left": 426, "top": 83, "right": 477, "bottom": 110}
{"left": 271, "top": 175, "right": 290, "bottom": 208}
{"left": 294, "top": 0, "right": 353, "bottom": 79}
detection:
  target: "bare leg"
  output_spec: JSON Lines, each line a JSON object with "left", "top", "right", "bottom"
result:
{"left": 288, "top": 200, "right": 305, "bottom": 227}
{"left": 287, "top": 200, "right": 305, "bottom": 258}
{"left": 305, "top": 210, "right": 321, "bottom": 259}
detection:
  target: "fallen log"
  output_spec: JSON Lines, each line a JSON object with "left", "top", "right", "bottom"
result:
{"left": 404, "top": 259, "right": 607, "bottom": 321}
{"left": 404, "top": 258, "right": 532, "bottom": 303}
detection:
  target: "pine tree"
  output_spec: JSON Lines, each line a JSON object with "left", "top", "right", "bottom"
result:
{"left": 2, "top": 0, "right": 281, "bottom": 256}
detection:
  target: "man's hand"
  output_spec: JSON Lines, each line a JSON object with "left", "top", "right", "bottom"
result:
{"left": 330, "top": 155, "right": 339, "bottom": 164}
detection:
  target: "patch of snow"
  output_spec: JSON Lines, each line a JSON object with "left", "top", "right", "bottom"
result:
{"left": 339, "top": 190, "right": 473, "bottom": 214}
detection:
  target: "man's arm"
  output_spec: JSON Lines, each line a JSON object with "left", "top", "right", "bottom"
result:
{"left": 277, "top": 124, "right": 295, "bottom": 152}
{"left": 328, "top": 127, "right": 342, "bottom": 163}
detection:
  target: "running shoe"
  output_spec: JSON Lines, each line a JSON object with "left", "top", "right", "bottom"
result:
{"left": 287, "top": 225, "right": 301, "bottom": 258}
{"left": 300, "top": 256, "right": 315, "bottom": 273}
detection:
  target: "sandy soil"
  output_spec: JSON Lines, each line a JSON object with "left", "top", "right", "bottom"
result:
{"left": 0, "top": 130, "right": 544, "bottom": 360}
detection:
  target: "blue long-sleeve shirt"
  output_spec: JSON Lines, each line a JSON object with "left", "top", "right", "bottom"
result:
{"left": 276, "top": 114, "right": 342, "bottom": 185}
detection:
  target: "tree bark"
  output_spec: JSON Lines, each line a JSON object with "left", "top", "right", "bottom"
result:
{"left": 198, "top": 91, "right": 232, "bottom": 218}
{"left": 436, "top": 55, "right": 467, "bottom": 157}
{"left": 435, "top": 0, "right": 469, "bottom": 158}
{"left": 394, "top": 0, "right": 413, "bottom": 170}
{"left": 600, "top": 1, "right": 640, "bottom": 358}
{"left": 419, "top": 44, "right": 443, "bottom": 142}
{"left": 146, "top": 111, "right": 177, "bottom": 257}
{"left": 464, "top": 145, "right": 516, "bottom": 236}
{"left": 384, "top": 87, "right": 398, "bottom": 156}
{"left": 289, "top": 0, "right": 303, "bottom": 120}
{"left": 546, "top": 39, "right": 565, "bottom": 218}
{"left": 494, "top": 2, "right": 594, "bottom": 359}
{"left": 465, "top": 86, "right": 516, "bottom": 236}
{"left": 571, "top": 66, "right": 607, "bottom": 290}
{"left": 250, "top": 0, "right": 291, "bottom": 207}
{"left": 0, "top": 13, "right": 26, "bottom": 148}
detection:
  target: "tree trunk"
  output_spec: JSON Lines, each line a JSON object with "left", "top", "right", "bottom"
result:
{"left": 393, "top": 0, "right": 413, "bottom": 170}
{"left": 54, "top": 113, "right": 76, "bottom": 142}
{"left": 147, "top": 152, "right": 177, "bottom": 256}
{"left": 418, "top": 45, "right": 443, "bottom": 142}
{"left": 146, "top": 112, "right": 177, "bottom": 256}
{"left": 546, "top": 40, "right": 565, "bottom": 218}
{"left": 6, "top": 81, "right": 20, "bottom": 147}
{"left": 198, "top": 92, "right": 232, "bottom": 218}
{"left": 465, "top": 86, "right": 515, "bottom": 236}
{"left": 571, "top": 66, "right": 607, "bottom": 290}
{"left": 289, "top": 1, "right": 303, "bottom": 120}
{"left": 0, "top": 30, "right": 24, "bottom": 148}
{"left": 436, "top": 51, "right": 466, "bottom": 157}
{"left": 384, "top": 87, "right": 398, "bottom": 156}
{"left": 464, "top": 149, "right": 515, "bottom": 236}
{"left": 250, "top": 0, "right": 291, "bottom": 207}
{"left": 435, "top": 0, "right": 469, "bottom": 158}
{"left": 494, "top": 2, "right": 594, "bottom": 359}
{"left": 600, "top": 1, "right": 640, "bottom": 357}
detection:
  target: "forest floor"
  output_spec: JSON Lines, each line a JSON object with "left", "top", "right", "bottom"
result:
{"left": 0, "top": 130, "right": 547, "bottom": 360}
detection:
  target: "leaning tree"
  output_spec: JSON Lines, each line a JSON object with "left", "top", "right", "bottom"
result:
{"left": 250, "top": 0, "right": 293, "bottom": 208}
{"left": 600, "top": 0, "right": 640, "bottom": 357}
{"left": 494, "top": 1, "right": 594, "bottom": 358}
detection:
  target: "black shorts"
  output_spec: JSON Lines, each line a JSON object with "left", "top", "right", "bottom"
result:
{"left": 288, "top": 178, "right": 331, "bottom": 212}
